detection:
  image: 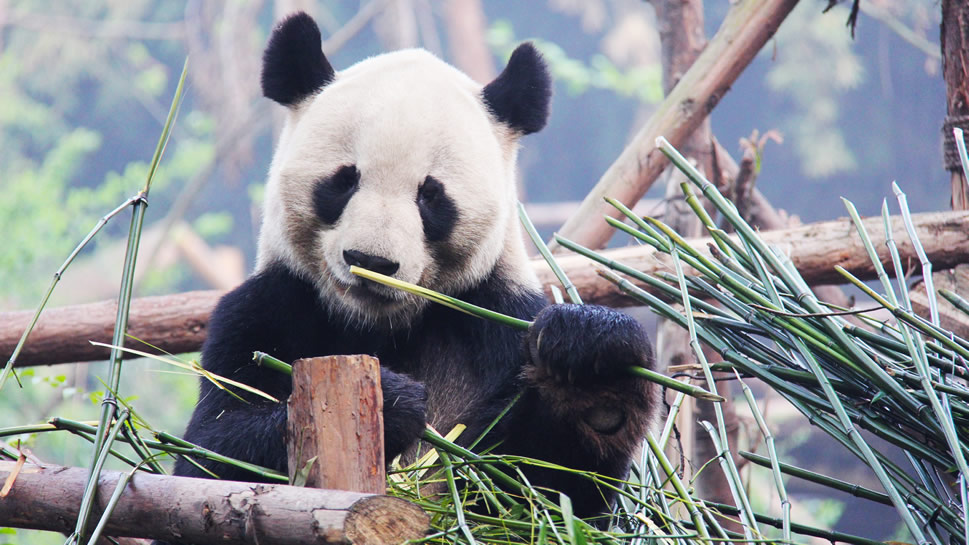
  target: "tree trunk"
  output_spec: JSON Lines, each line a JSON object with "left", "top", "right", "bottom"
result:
{"left": 651, "top": 0, "right": 739, "bottom": 526}
{"left": 287, "top": 355, "right": 386, "bottom": 494}
{"left": 0, "top": 461, "right": 428, "bottom": 544}
{"left": 942, "top": 0, "right": 969, "bottom": 209}
{"left": 441, "top": 0, "right": 495, "bottom": 84}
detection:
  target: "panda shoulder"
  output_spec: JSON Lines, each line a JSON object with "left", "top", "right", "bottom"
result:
{"left": 207, "top": 262, "right": 322, "bottom": 340}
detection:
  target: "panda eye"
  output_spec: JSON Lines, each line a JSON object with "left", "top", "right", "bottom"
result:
{"left": 331, "top": 165, "right": 360, "bottom": 193}
{"left": 418, "top": 176, "right": 442, "bottom": 206}
{"left": 313, "top": 165, "right": 360, "bottom": 225}
{"left": 416, "top": 175, "right": 458, "bottom": 242}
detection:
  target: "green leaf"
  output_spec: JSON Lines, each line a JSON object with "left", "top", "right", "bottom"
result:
{"left": 292, "top": 456, "right": 317, "bottom": 487}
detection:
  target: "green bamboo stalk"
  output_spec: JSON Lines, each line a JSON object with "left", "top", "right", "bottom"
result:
{"left": 878, "top": 198, "right": 969, "bottom": 541}
{"left": 253, "top": 351, "right": 293, "bottom": 374}
{"left": 556, "top": 234, "right": 729, "bottom": 319}
{"left": 678, "top": 183, "right": 739, "bottom": 263}
{"left": 70, "top": 409, "right": 130, "bottom": 545}
{"left": 121, "top": 418, "right": 166, "bottom": 475}
{"left": 790, "top": 335, "right": 927, "bottom": 542}
{"left": 669, "top": 245, "right": 757, "bottom": 538}
{"left": 517, "top": 202, "right": 582, "bottom": 304}
{"left": 836, "top": 266, "right": 969, "bottom": 361}
{"left": 644, "top": 433, "right": 709, "bottom": 539}
{"left": 892, "top": 183, "right": 940, "bottom": 324}
{"left": 354, "top": 264, "right": 713, "bottom": 401}
{"left": 22, "top": 417, "right": 287, "bottom": 481}
{"left": 0, "top": 196, "right": 147, "bottom": 393}
{"left": 86, "top": 466, "right": 138, "bottom": 544}
{"left": 439, "top": 450, "right": 477, "bottom": 545}
{"left": 657, "top": 136, "right": 925, "bottom": 418}
{"left": 733, "top": 372, "right": 790, "bottom": 541}
{"left": 351, "top": 266, "right": 532, "bottom": 330}
{"left": 74, "top": 59, "right": 189, "bottom": 545}
{"left": 940, "top": 289, "right": 969, "bottom": 317}
{"left": 739, "top": 451, "right": 890, "bottom": 506}
{"left": 701, "top": 500, "right": 887, "bottom": 545}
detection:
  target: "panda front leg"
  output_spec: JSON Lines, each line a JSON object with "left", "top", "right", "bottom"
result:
{"left": 502, "top": 303, "right": 660, "bottom": 520}
{"left": 173, "top": 366, "right": 427, "bottom": 483}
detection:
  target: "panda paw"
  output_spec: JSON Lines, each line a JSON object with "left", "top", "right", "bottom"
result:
{"left": 526, "top": 304, "right": 652, "bottom": 384}
{"left": 523, "top": 304, "right": 656, "bottom": 438}
{"left": 380, "top": 368, "right": 428, "bottom": 460}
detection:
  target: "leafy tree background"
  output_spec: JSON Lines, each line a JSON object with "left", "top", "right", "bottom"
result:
{"left": 0, "top": 0, "right": 946, "bottom": 543}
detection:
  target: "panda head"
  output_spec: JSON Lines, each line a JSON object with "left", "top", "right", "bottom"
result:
{"left": 257, "top": 12, "right": 551, "bottom": 326}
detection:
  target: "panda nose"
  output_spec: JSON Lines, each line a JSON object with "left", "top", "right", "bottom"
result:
{"left": 343, "top": 250, "right": 400, "bottom": 276}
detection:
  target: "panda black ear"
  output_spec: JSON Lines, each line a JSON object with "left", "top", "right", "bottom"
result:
{"left": 482, "top": 43, "right": 552, "bottom": 135}
{"left": 261, "top": 12, "right": 335, "bottom": 107}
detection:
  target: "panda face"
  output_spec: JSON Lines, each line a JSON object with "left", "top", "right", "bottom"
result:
{"left": 257, "top": 14, "right": 550, "bottom": 326}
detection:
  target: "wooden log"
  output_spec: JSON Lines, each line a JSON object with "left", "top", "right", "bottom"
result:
{"left": 0, "top": 289, "right": 220, "bottom": 367}
{"left": 539, "top": 210, "right": 969, "bottom": 307}
{"left": 550, "top": 0, "right": 800, "bottom": 251}
{"left": 287, "top": 355, "right": 385, "bottom": 494}
{"left": 0, "top": 461, "right": 428, "bottom": 544}
{"left": 3, "top": 211, "right": 969, "bottom": 368}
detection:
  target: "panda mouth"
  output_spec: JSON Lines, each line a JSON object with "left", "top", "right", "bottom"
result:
{"left": 343, "top": 279, "right": 400, "bottom": 306}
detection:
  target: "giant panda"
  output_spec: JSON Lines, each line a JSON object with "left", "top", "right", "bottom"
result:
{"left": 172, "top": 10, "right": 659, "bottom": 532}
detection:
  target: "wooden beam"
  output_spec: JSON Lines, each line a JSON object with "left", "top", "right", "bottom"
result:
{"left": 0, "top": 461, "right": 428, "bottom": 545}
{"left": 3, "top": 211, "right": 968, "bottom": 368}
{"left": 550, "top": 0, "right": 800, "bottom": 251}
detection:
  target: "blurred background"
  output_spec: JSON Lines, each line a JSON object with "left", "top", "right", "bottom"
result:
{"left": 0, "top": 0, "right": 948, "bottom": 542}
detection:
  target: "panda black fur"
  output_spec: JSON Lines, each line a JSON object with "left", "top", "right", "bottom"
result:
{"left": 169, "top": 10, "right": 659, "bottom": 536}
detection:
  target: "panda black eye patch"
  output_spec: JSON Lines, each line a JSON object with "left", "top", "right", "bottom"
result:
{"left": 313, "top": 165, "right": 360, "bottom": 224}
{"left": 417, "top": 176, "right": 458, "bottom": 242}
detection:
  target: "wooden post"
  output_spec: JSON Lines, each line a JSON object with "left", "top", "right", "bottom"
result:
{"left": 287, "top": 355, "right": 386, "bottom": 494}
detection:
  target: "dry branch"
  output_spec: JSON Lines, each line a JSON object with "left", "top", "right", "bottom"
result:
{"left": 288, "top": 355, "right": 385, "bottom": 493}
{"left": 551, "top": 0, "right": 800, "bottom": 251}
{"left": 2, "top": 211, "right": 968, "bottom": 367}
{"left": 0, "top": 461, "right": 428, "bottom": 545}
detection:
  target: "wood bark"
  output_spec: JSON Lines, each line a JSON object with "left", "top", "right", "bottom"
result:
{"left": 942, "top": 0, "right": 969, "bottom": 209}
{"left": 1, "top": 289, "right": 220, "bottom": 367}
{"left": 287, "top": 356, "right": 385, "bottom": 494}
{"left": 550, "top": 0, "right": 800, "bottom": 251}
{"left": 0, "top": 461, "right": 428, "bottom": 544}
{"left": 3, "top": 211, "right": 969, "bottom": 368}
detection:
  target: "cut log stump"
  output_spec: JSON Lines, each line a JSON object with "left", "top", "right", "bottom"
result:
{"left": 287, "top": 355, "right": 386, "bottom": 494}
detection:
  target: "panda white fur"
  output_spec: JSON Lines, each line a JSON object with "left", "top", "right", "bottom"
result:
{"left": 173, "top": 11, "right": 659, "bottom": 528}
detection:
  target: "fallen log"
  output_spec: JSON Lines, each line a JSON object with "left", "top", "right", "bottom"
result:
{"left": 0, "top": 461, "right": 428, "bottom": 545}
{"left": 2, "top": 211, "right": 968, "bottom": 367}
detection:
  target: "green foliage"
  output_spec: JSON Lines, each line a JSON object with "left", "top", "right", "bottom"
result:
{"left": 767, "top": 3, "right": 864, "bottom": 178}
